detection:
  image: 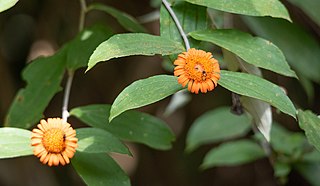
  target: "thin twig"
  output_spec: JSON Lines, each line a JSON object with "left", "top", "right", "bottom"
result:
{"left": 61, "top": 0, "right": 87, "bottom": 121}
{"left": 79, "top": 0, "right": 87, "bottom": 32}
{"left": 62, "top": 70, "right": 74, "bottom": 121}
{"left": 162, "top": 0, "right": 190, "bottom": 50}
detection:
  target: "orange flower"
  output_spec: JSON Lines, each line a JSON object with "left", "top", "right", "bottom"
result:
{"left": 31, "top": 118, "right": 78, "bottom": 166}
{"left": 174, "top": 48, "right": 220, "bottom": 94}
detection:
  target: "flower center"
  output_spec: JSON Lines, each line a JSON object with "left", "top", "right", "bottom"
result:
{"left": 42, "top": 128, "right": 65, "bottom": 153}
{"left": 185, "top": 55, "right": 214, "bottom": 82}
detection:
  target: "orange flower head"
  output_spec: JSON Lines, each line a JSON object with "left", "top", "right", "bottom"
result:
{"left": 174, "top": 48, "right": 220, "bottom": 94}
{"left": 31, "top": 118, "right": 78, "bottom": 166}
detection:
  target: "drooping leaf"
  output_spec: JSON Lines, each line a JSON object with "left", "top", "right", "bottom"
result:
{"left": 185, "top": 0, "right": 291, "bottom": 21}
{"left": 287, "top": 0, "right": 320, "bottom": 26}
{"left": 66, "top": 25, "right": 113, "bottom": 70}
{"left": 5, "top": 48, "right": 66, "bottom": 129}
{"left": 0, "top": 0, "right": 18, "bottom": 13}
{"left": 201, "top": 139, "right": 265, "bottom": 169}
{"left": 72, "top": 152, "right": 130, "bottom": 186}
{"left": 76, "top": 128, "right": 130, "bottom": 155}
{"left": 241, "top": 97, "right": 272, "bottom": 141}
{"left": 87, "top": 33, "right": 185, "bottom": 71}
{"left": 160, "top": 1, "right": 209, "bottom": 54}
{"left": 109, "top": 75, "right": 183, "bottom": 121}
{"left": 242, "top": 16, "right": 320, "bottom": 83}
{"left": 186, "top": 107, "right": 251, "bottom": 152}
{"left": 87, "top": 3, "right": 146, "bottom": 33}
{"left": 70, "top": 104, "right": 175, "bottom": 150}
{"left": 298, "top": 110, "right": 320, "bottom": 152}
{"left": 190, "top": 29, "right": 296, "bottom": 78}
{"left": 219, "top": 70, "right": 296, "bottom": 119}
{"left": 0, "top": 128, "right": 33, "bottom": 159}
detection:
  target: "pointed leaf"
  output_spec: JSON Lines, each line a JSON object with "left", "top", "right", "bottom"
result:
{"left": 0, "top": 128, "right": 33, "bottom": 159}
{"left": 70, "top": 104, "right": 175, "bottom": 150}
{"left": 298, "top": 110, "right": 320, "bottom": 152}
{"left": 5, "top": 48, "right": 66, "bottom": 129}
{"left": 242, "top": 16, "right": 320, "bottom": 83}
{"left": 186, "top": 107, "right": 251, "bottom": 152}
{"left": 76, "top": 128, "right": 130, "bottom": 155}
{"left": 185, "top": 0, "right": 291, "bottom": 21}
{"left": 202, "top": 140, "right": 266, "bottom": 169}
{"left": 219, "top": 70, "right": 296, "bottom": 119}
{"left": 241, "top": 97, "right": 272, "bottom": 141}
{"left": 87, "top": 3, "right": 146, "bottom": 33}
{"left": 87, "top": 33, "right": 185, "bottom": 71}
{"left": 109, "top": 75, "right": 183, "bottom": 121}
{"left": 72, "top": 152, "right": 130, "bottom": 186}
{"left": 190, "top": 29, "right": 296, "bottom": 77}
{"left": 0, "top": 0, "right": 18, "bottom": 13}
{"left": 66, "top": 25, "right": 113, "bottom": 70}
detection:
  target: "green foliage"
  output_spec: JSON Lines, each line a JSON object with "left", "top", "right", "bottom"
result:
{"left": 186, "top": 107, "right": 251, "bottom": 152}
{"left": 0, "top": 0, "right": 18, "bottom": 13}
{"left": 219, "top": 70, "right": 296, "bottom": 119}
{"left": 160, "top": 1, "right": 209, "bottom": 48}
{"left": 76, "top": 128, "right": 131, "bottom": 155}
{"left": 298, "top": 110, "right": 320, "bottom": 152}
{"left": 185, "top": 0, "right": 291, "bottom": 21}
{"left": 201, "top": 140, "right": 266, "bottom": 169}
{"left": 66, "top": 25, "right": 113, "bottom": 70}
{"left": 0, "top": 128, "right": 33, "bottom": 158}
{"left": 242, "top": 16, "right": 320, "bottom": 84}
{"left": 287, "top": 0, "right": 320, "bottom": 26}
{"left": 109, "top": 75, "right": 183, "bottom": 121}
{"left": 190, "top": 29, "right": 296, "bottom": 78}
{"left": 87, "top": 33, "right": 185, "bottom": 71}
{"left": 70, "top": 104, "right": 175, "bottom": 150}
{"left": 87, "top": 3, "right": 146, "bottom": 33}
{"left": 5, "top": 48, "right": 67, "bottom": 129}
{"left": 72, "top": 152, "right": 130, "bottom": 186}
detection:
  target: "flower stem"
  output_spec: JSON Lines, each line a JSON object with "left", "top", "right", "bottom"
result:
{"left": 62, "top": 0, "right": 87, "bottom": 121}
{"left": 79, "top": 0, "right": 87, "bottom": 32}
{"left": 162, "top": 0, "right": 190, "bottom": 50}
{"left": 62, "top": 70, "right": 74, "bottom": 121}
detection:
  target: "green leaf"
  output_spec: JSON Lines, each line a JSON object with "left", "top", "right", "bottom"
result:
{"left": 186, "top": 107, "right": 251, "bottom": 152}
{"left": 298, "top": 110, "right": 320, "bottom": 152}
{"left": 87, "top": 3, "right": 146, "bottom": 33}
{"left": 5, "top": 48, "right": 66, "bottom": 129}
{"left": 295, "top": 163, "right": 320, "bottom": 186}
{"left": 242, "top": 16, "right": 320, "bottom": 83}
{"left": 219, "top": 70, "right": 296, "bottom": 119}
{"left": 109, "top": 75, "right": 183, "bottom": 121}
{"left": 287, "top": 0, "right": 320, "bottom": 26}
{"left": 0, "top": 0, "right": 18, "bottom": 13}
{"left": 0, "top": 127, "right": 33, "bottom": 159}
{"left": 87, "top": 33, "right": 185, "bottom": 72}
{"left": 66, "top": 25, "right": 113, "bottom": 70}
{"left": 76, "top": 128, "right": 130, "bottom": 155}
{"left": 70, "top": 104, "right": 175, "bottom": 150}
{"left": 185, "top": 0, "right": 291, "bottom": 21}
{"left": 72, "top": 152, "right": 130, "bottom": 186}
{"left": 201, "top": 140, "right": 265, "bottom": 169}
{"left": 160, "top": 1, "right": 209, "bottom": 54}
{"left": 270, "top": 122, "right": 306, "bottom": 155}
{"left": 190, "top": 29, "right": 296, "bottom": 78}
